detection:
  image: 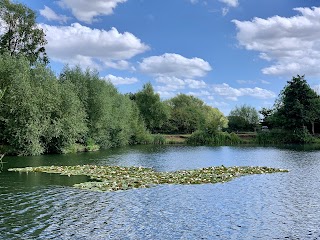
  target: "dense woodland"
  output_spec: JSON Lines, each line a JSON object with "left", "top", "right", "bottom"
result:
{"left": 1, "top": 1, "right": 320, "bottom": 156}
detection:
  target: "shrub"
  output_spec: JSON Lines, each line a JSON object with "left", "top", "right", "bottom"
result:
{"left": 187, "top": 131, "right": 241, "bottom": 145}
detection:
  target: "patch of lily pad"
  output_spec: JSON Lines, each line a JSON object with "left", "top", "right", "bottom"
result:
{"left": 8, "top": 165, "right": 288, "bottom": 192}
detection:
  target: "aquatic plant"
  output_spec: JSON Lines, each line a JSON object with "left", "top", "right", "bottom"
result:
{"left": 8, "top": 165, "right": 288, "bottom": 192}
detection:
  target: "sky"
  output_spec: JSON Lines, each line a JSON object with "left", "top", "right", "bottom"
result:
{"left": 14, "top": 0, "right": 320, "bottom": 115}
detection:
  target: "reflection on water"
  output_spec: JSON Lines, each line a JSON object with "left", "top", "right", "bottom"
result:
{"left": 1, "top": 145, "right": 320, "bottom": 239}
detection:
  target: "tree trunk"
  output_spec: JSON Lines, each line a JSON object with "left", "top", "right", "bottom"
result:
{"left": 312, "top": 121, "right": 315, "bottom": 135}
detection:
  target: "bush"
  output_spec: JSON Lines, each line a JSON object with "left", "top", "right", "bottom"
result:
{"left": 257, "top": 128, "right": 315, "bottom": 144}
{"left": 152, "top": 134, "right": 166, "bottom": 145}
{"left": 187, "top": 131, "right": 241, "bottom": 145}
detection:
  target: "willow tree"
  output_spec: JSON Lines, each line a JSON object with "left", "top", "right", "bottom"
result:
{"left": 0, "top": 0, "right": 48, "bottom": 64}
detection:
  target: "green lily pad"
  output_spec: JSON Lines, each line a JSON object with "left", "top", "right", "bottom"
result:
{"left": 8, "top": 165, "right": 288, "bottom": 192}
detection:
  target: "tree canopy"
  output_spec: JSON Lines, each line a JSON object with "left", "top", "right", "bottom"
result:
{"left": 270, "top": 75, "right": 320, "bottom": 134}
{"left": 228, "top": 105, "right": 259, "bottom": 132}
{"left": 0, "top": 0, "right": 48, "bottom": 64}
{"left": 130, "top": 83, "right": 169, "bottom": 133}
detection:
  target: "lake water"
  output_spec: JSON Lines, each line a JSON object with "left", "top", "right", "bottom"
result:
{"left": 1, "top": 145, "right": 320, "bottom": 239}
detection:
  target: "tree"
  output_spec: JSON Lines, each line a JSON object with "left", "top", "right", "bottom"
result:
{"left": 0, "top": 55, "right": 87, "bottom": 155}
{"left": 165, "top": 94, "right": 206, "bottom": 133}
{"left": 0, "top": 0, "right": 48, "bottom": 64}
{"left": 133, "top": 83, "right": 169, "bottom": 133}
{"left": 228, "top": 105, "right": 259, "bottom": 132}
{"left": 273, "top": 75, "right": 320, "bottom": 134}
{"left": 201, "top": 106, "right": 228, "bottom": 134}
{"left": 259, "top": 107, "right": 274, "bottom": 127}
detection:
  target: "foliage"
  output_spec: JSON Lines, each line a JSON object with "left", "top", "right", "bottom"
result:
{"left": 163, "top": 94, "right": 228, "bottom": 135}
{"left": 272, "top": 75, "right": 320, "bottom": 132}
{"left": 152, "top": 134, "right": 166, "bottom": 145}
{"left": 9, "top": 165, "right": 288, "bottom": 192}
{"left": 131, "top": 83, "right": 169, "bottom": 133}
{"left": 164, "top": 94, "right": 205, "bottom": 133}
{"left": 201, "top": 106, "right": 228, "bottom": 134}
{"left": 259, "top": 107, "right": 274, "bottom": 127}
{"left": 0, "top": 55, "right": 87, "bottom": 155}
{"left": 187, "top": 130, "right": 241, "bottom": 145}
{"left": 0, "top": 0, "right": 48, "bottom": 64}
{"left": 60, "top": 66, "right": 152, "bottom": 149}
{"left": 257, "top": 128, "right": 314, "bottom": 144}
{"left": 228, "top": 105, "right": 259, "bottom": 132}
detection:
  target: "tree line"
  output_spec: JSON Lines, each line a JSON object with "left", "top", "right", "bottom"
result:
{"left": 1, "top": 0, "right": 320, "bottom": 155}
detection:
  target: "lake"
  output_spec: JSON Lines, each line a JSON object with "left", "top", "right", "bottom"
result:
{"left": 1, "top": 145, "right": 320, "bottom": 239}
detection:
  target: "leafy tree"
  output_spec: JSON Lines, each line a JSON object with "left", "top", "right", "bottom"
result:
{"left": 165, "top": 94, "right": 206, "bottom": 133}
{"left": 60, "top": 67, "right": 151, "bottom": 148}
{"left": 0, "top": 0, "right": 48, "bottom": 64}
{"left": 0, "top": 55, "right": 87, "bottom": 155}
{"left": 201, "top": 106, "right": 228, "bottom": 134}
{"left": 259, "top": 107, "right": 274, "bottom": 127}
{"left": 133, "top": 83, "right": 169, "bottom": 133}
{"left": 273, "top": 75, "right": 320, "bottom": 134}
{"left": 228, "top": 105, "right": 259, "bottom": 132}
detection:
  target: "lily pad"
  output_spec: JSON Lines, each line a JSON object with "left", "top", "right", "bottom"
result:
{"left": 8, "top": 165, "right": 288, "bottom": 192}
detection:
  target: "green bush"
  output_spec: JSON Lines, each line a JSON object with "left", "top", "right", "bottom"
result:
{"left": 257, "top": 128, "right": 315, "bottom": 144}
{"left": 152, "top": 134, "right": 166, "bottom": 145}
{"left": 187, "top": 131, "right": 241, "bottom": 145}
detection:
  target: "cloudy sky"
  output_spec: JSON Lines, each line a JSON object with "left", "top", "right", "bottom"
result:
{"left": 17, "top": 0, "right": 320, "bottom": 115}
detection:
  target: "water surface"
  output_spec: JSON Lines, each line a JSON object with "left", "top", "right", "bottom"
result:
{"left": 1, "top": 145, "right": 320, "bottom": 239}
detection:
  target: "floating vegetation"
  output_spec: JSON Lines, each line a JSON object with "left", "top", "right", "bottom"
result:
{"left": 8, "top": 165, "right": 288, "bottom": 192}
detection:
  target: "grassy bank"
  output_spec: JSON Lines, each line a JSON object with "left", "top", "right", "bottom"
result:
{"left": 9, "top": 165, "right": 288, "bottom": 192}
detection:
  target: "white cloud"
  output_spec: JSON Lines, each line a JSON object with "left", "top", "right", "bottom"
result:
{"left": 233, "top": 7, "right": 320, "bottom": 76}
{"left": 219, "top": 0, "right": 239, "bottom": 7}
{"left": 103, "top": 74, "right": 138, "bottom": 85}
{"left": 40, "top": 6, "right": 70, "bottom": 23}
{"left": 155, "top": 91, "right": 176, "bottom": 99}
{"left": 185, "top": 79, "right": 207, "bottom": 89}
{"left": 187, "top": 90, "right": 211, "bottom": 97}
{"left": 212, "top": 83, "right": 276, "bottom": 101}
{"left": 140, "top": 53, "right": 212, "bottom": 78}
{"left": 57, "top": 0, "right": 127, "bottom": 23}
{"left": 155, "top": 76, "right": 207, "bottom": 92}
{"left": 40, "top": 23, "right": 149, "bottom": 70}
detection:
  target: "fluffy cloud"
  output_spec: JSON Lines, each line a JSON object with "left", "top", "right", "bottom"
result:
{"left": 212, "top": 83, "right": 276, "bottom": 101}
{"left": 139, "top": 53, "right": 212, "bottom": 78}
{"left": 155, "top": 76, "right": 207, "bottom": 92}
{"left": 40, "top": 6, "right": 70, "bottom": 23}
{"left": 40, "top": 23, "right": 149, "bottom": 70}
{"left": 103, "top": 74, "right": 138, "bottom": 85}
{"left": 57, "top": 0, "right": 127, "bottom": 23}
{"left": 233, "top": 7, "right": 320, "bottom": 76}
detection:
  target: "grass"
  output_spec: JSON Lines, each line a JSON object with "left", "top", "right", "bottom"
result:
{"left": 8, "top": 165, "right": 288, "bottom": 192}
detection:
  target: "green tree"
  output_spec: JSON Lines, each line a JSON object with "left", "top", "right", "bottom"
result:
{"left": 273, "top": 75, "right": 320, "bottom": 134}
{"left": 0, "top": 0, "right": 48, "bottom": 64}
{"left": 228, "top": 105, "right": 259, "bottom": 132}
{"left": 259, "top": 107, "right": 274, "bottom": 127}
{"left": 60, "top": 67, "right": 151, "bottom": 148}
{"left": 201, "top": 106, "right": 228, "bottom": 134}
{"left": 133, "top": 83, "right": 169, "bottom": 133}
{"left": 165, "top": 94, "right": 206, "bottom": 133}
{"left": 0, "top": 55, "right": 87, "bottom": 155}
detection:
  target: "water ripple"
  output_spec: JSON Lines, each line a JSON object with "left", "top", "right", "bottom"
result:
{"left": 2, "top": 146, "right": 320, "bottom": 239}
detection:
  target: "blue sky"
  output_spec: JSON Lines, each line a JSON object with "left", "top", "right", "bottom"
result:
{"left": 16, "top": 0, "right": 320, "bottom": 115}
